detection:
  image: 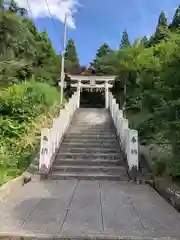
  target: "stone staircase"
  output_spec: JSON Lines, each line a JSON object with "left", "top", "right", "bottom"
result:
{"left": 48, "top": 108, "right": 129, "bottom": 181}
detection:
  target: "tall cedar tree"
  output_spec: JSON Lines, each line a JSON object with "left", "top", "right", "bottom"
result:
{"left": 95, "top": 43, "right": 113, "bottom": 58}
{"left": 120, "top": 30, "right": 131, "bottom": 48}
{"left": 169, "top": 5, "right": 180, "bottom": 30}
{"left": 140, "top": 36, "right": 148, "bottom": 47}
{"left": 64, "top": 38, "right": 79, "bottom": 67}
{"left": 91, "top": 43, "right": 113, "bottom": 74}
{"left": 147, "top": 11, "right": 168, "bottom": 47}
{"left": 154, "top": 11, "right": 168, "bottom": 43}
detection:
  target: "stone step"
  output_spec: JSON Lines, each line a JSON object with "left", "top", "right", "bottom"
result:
{"left": 48, "top": 172, "right": 129, "bottom": 181}
{"left": 69, "top": 124, "right": 114, "bottom": 128}
{"left": 64, "top": 135, "right": 117, "bottom": 140}
{"left": 51, "top": 165, "right": 126, "bottom": 174}
{"left": 70, "top": 125, "right": 114, "bottom": 129}
{"left": 67, "top": 130, "right": 116, "bottom": 134}
{"left": 58, "top": 147, "right": 120, "bottom": 154}
{"left": 56, "top": 152, "right": 121, "bottom": 160}
{"left": 63, "top": 139, "right": 118, "bottom": 144}
{"left": 61, "top": 142, "right": 120, "bottom": 148}
{"left": 66, "top": 132, "right": 116, "bottom": 137}
{"left": 53, "top": 158, "right": 122, "bottom": 166}
{"left": 71, "top": 122, "right": 113, "bottom": 125}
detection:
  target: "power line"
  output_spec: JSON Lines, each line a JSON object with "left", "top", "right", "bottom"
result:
{"left": 44, "top": 0, "right": 60, "bottom": 34}
{"left": 26, "top": 0, "right": 33, "bottom": 18}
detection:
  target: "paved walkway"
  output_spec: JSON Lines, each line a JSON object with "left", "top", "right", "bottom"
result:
{"left": 0, "top": 180, "right": 180, "bottom": 239}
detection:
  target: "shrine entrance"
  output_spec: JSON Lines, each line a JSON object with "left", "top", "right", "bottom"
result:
{"left": 68, "top": 74, "right": 116, "bottom": 109}
{"left": 80, "top": 88, "right": 105, "bottom": 108}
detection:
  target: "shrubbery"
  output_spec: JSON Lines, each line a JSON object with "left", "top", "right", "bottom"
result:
{"left": 0, "top": 82, "right": 60, "bottom": 185}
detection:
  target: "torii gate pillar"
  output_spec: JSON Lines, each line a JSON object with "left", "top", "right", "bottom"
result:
{"left": 105, "top": 81, "right": 109, "bottom": 109}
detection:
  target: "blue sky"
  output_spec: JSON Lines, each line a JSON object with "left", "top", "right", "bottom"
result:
{"left": 22, "top": 0, "right": 180, "bottom": 65}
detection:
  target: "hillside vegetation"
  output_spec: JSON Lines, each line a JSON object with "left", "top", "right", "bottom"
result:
{"left": 0, "top": 0, "right": 63, "bottom": 185}
{"left": 90, "top": 7, "right": 180, "bottom": 178}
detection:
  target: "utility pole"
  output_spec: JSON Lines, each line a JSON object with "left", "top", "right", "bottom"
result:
{"left": 60, "top": 14, "right": 67, "bottom": 105}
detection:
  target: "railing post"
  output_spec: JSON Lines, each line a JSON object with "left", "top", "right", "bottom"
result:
{"left": 122, "top": 119, "right": 129, "bottom": 150}
{"left": 112, "top": 99, "right": 116, "bottom": 120}
{"left": 116, "top": 110, "right": 123, "bottom": 137}
{"left": 39, "top": 91, "right": 79, "bottom": 175}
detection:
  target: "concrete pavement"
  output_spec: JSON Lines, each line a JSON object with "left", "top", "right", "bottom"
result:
{"left": 0, "top": 180, "right": 180, "bottom": 239}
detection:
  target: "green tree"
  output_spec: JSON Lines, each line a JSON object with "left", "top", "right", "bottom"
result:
{"left": 147, "top": 11, "right": 168, "bottom": 46}
{"left": 169, "top": 5, "right": 180, "bottom": 30}
{"left": 154, "top": 11, "right": 168, "bottom": 43}
{"left": 91, "top": 43, "right": 113, "bottom": 74}
{"left": 0, "top": 0, "right": 60, "bottom": 86}
{"left": 120, "top": 30, "right": 131, "bottom": 48}
{"left": 139, "top": 36, "right": 148, "bottom": 47}
{"left": 65, "top": 38, "right": 79, "bottom": 66}
{"left": 0, "top": 0, "right": 4, "bottom": 11}
{"left": 95, "top": 43, "right": 113, "bottom": 58}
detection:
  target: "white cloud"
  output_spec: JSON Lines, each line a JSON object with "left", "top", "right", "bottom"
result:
{"left": 16, "top": 0, "right": 79, "bottom": 28}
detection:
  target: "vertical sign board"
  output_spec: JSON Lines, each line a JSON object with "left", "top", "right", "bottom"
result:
{"left": 127, "top": 129, "right": 138, "bottom": 170}
{"left": 39, "top": 128, "right": 51, "bottom": 172}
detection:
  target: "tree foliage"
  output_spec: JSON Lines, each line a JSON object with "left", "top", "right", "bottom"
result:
{"left": 120, "top": 30, "right": 131, "bottom": 49}
{"left": 91, "top": 6, "right": 180, "bottom": 177}
{"left": 148, "top": 11, "right": 168, "bottom": 46}
{"left": 170, "top": 5, "right": 180, "bottom": 30}
{"left": 0, "top": 0, "right": 64, "bottom": 185}
{"left": 64, "top": 38, "right": 80, "bottom": 73}
{"left": 0, "top": 0, "right": 61, "bottom": 87}
{"left": 91, "top": 43, "right": 113, "bottom": 75}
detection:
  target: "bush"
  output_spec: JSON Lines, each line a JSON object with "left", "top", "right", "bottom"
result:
{"left": 0, "top": 82, "right": 60, "bottom": 185}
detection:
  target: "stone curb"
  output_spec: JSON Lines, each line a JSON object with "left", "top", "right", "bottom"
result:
{"left": 147, "top": 178, "right": 180, "bottom": 212}
{"left": 0, "top": 176, "right": 25, "bottom": 202}
{"left": 22, "top": 153, "right": 39, "bottom": 182}
{"left": 0, "top": 153, "right": 39, "bottom": 202}
{"left": 0, "top": 233, "right": 177, "bottom": 240}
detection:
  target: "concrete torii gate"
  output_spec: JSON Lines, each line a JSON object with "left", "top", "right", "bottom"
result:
{"left": 68, "top": 74, "right": 116, "bottom": 109}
